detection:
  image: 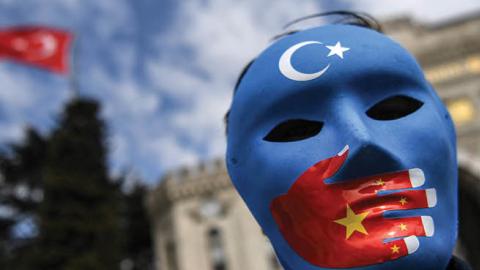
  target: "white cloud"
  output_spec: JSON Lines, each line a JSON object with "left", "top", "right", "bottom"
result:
{"left": 148, "top": 134, "right": 199, "bottom": 171}
{"left": 0, "top": 66, "right": 36, "bottom": 111}
{"left": 0, "top": 122, "right": 25, "bottom": 142}
{"left": 144, "top": 0, "right": 323, "bottom": 179}
{"left": 345, "top": 0, "right": 480, "bottom": 22}
{"left": 0, "top": 61, "right": 70, "bottom": 141}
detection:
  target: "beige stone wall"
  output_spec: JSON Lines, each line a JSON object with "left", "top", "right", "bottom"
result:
{"left": 147, "top": 160, "right": 282, "bottom": 270}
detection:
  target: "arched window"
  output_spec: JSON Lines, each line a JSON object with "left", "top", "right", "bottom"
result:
{"left": 165, "top": 241, "right": 178, "bottom": 270}
{"left": 207, "top": 227, "right": 228, "bottom": 270}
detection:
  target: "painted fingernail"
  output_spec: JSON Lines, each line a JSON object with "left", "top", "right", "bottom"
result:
{"left": 421, "top": 216, "right": 434, "bottom": 237}
{"left": 426, "top": 188, "right": 437, "bottom": 207}
{"left": 338, "top": 145, "right": 349, "bottom": 156}
{"left": 408, "top": 168, "right": 425, "bottom": 188}
{"left": 404, "top": 235, "right": 419, "bottom": 254}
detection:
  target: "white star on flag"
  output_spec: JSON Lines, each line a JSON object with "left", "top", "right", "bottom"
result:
{"left": 326, "top": 42, "right": 350, "bottom": 59}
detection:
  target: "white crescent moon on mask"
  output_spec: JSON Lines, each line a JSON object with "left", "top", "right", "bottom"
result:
{"left": 278, "top": 41, "right": 330, "bottom": 81}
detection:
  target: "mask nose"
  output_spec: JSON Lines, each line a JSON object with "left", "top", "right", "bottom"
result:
{"left": 330, "top": 99, "right": 403, "bottom": 183}
{"left": 331, "top": 143, "right": 404, "bottom": 183}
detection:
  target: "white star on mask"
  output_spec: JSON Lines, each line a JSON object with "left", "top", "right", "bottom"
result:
{"left": 326, "top": 42, "right": 350, "bottom": 59}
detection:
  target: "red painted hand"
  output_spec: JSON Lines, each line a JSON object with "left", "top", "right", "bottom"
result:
{"left": 270, "top": 146, "right": 436, "bottom": 268}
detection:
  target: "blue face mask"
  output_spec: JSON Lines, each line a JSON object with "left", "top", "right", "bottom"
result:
{"left": 226, "top": 25, "right": 457, "bottom": 270}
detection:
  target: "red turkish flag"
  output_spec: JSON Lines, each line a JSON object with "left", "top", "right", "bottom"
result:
{"left": 270, "top": 146, "right": 436, "bottom": 268}
{"left": 0, "top": 26, "right": 72, "bottom": 74}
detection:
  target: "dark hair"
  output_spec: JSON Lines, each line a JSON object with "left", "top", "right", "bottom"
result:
{"left": 224, "top": 11, "right": 382, "bottom": 132}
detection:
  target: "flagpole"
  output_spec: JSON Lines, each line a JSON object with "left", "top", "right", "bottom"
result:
{"left": 69, "top": 32, "right": 80, "bottom": 99}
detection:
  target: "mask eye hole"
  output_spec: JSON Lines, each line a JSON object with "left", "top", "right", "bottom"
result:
{"left": 264, "top": 119, "right": 323, "bottom": 142}
{"left": 366, "top": 95, "right": 424, "bottom": 121}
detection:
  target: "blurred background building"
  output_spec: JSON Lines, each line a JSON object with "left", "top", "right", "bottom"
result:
{"left": 147, "top": 13, "right": 480, "bottom": 270}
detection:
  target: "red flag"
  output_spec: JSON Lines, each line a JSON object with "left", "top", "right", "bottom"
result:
{"left": 270, "top": 146, "right": 436, "bottom": 268}
{"left": 0, "top": 26, "right": 72, "bottom": 74}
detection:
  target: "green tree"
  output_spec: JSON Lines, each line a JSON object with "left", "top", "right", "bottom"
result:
{"left": 120, "top": 182, "right": 153, "bottom": 270}
{"left": 36, "top": 98, "right": 122, "bottom": 270}
{"left": 0, "top": 128, "right": 46, "bottom": 269}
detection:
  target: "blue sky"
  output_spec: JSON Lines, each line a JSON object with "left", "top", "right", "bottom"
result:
{"left": 0, "top": 0, "right": 479, "bottom": 184}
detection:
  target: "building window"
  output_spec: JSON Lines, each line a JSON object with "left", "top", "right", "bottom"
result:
{"left": 207, "top": 227, "right": 228, "bottom": 270}
{"left": 446, "top": 97, "right": 476, "bottom": 126}
{"left": 166, "top": 241, "right": 178, "bottom": 270}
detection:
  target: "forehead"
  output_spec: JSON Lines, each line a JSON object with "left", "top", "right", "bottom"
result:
{"left": 231, "top": 25, "right": 427, "bottom": 117}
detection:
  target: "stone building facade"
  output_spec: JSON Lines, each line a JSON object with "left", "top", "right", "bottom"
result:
{"left": 147, "top": 160, "right": 281, "bottom": 270}
{"left": 147, "top": 13, "right": 480, "bottom": 270}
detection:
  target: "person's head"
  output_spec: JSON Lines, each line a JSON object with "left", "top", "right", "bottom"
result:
{"left": 225, "top": 12, "right": 457, "bottom": 270}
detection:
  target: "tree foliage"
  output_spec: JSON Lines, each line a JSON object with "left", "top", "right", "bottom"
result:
{"left": 121, "top": 183, "right": 153, "bottom": 270}
{"left": 0, "top": 128, "right": 46, "bottom": 269}
{"left": 0, "top": 97, "right": 154, "bottom": 270}
{"left": 35, "top": 98, "right": 122, "bottom": 270}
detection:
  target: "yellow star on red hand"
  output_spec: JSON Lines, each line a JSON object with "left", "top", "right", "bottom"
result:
{"left": 391, "top": 244, "right": 400, "bottom": 254}
{"left": 374, "top": 179, "right": 385, "bottom": 186}
{"left": 334, "top": 205, "right": 370, "bottom": 239}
